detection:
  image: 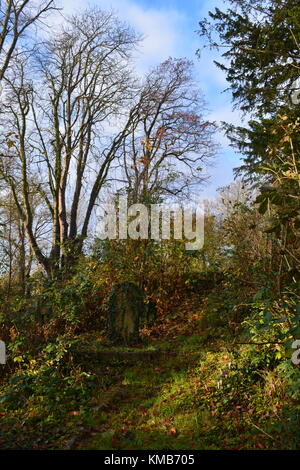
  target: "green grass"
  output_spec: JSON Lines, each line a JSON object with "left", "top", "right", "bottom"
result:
{"left": 1, "top": 296, "right": 298, "bottom": 450}
{"left": 73, "top": 326, "right": 298, "bottom": 450}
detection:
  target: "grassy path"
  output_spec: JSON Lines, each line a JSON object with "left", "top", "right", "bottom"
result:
{"left": 72, "top": 296, "right": 279, "bottom": 450}
{"left": 1, "top": 293, "right": 292, "bottom": 450}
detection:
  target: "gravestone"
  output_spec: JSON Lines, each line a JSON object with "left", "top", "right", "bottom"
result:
{"left": 108, "top": 282, "right": 147, "bottom": 344}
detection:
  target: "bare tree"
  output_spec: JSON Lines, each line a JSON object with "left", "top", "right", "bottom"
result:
{"left": 0, "top": 11, "right": 217, "bottom": 278}
{"left": 0, "top": 0, "right": 57, "bottom": 81}
{"left": 0, "top": 8, "right": 140, "bottom": 276}
{"left": 0, "top": 2, "right": 58, "bottom": 279}
{"left": 0, "top": 186, "right": 38, "bottom": 293}
{"left": 119, "top": 58, "right": 217, "bottom": 204}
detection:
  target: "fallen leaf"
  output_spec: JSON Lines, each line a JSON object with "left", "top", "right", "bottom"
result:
{"left": 168, "top": 427, "right": 178, "bottom": 437}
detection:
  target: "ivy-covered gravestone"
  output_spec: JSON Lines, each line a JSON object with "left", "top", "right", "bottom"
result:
{"left": 108, "top": 282, "right": 147, "bottom": 344}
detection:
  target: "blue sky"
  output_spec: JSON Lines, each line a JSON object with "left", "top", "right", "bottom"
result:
{"left": 56, "top": 0, "right": 243, "bottom": 199}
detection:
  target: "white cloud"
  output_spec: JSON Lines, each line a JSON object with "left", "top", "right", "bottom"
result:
{"left": 126, "top": 5, "right": 185, "bottom": 73}
{"left": 49, "top": 0, "right": 186, "bottom": 75}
